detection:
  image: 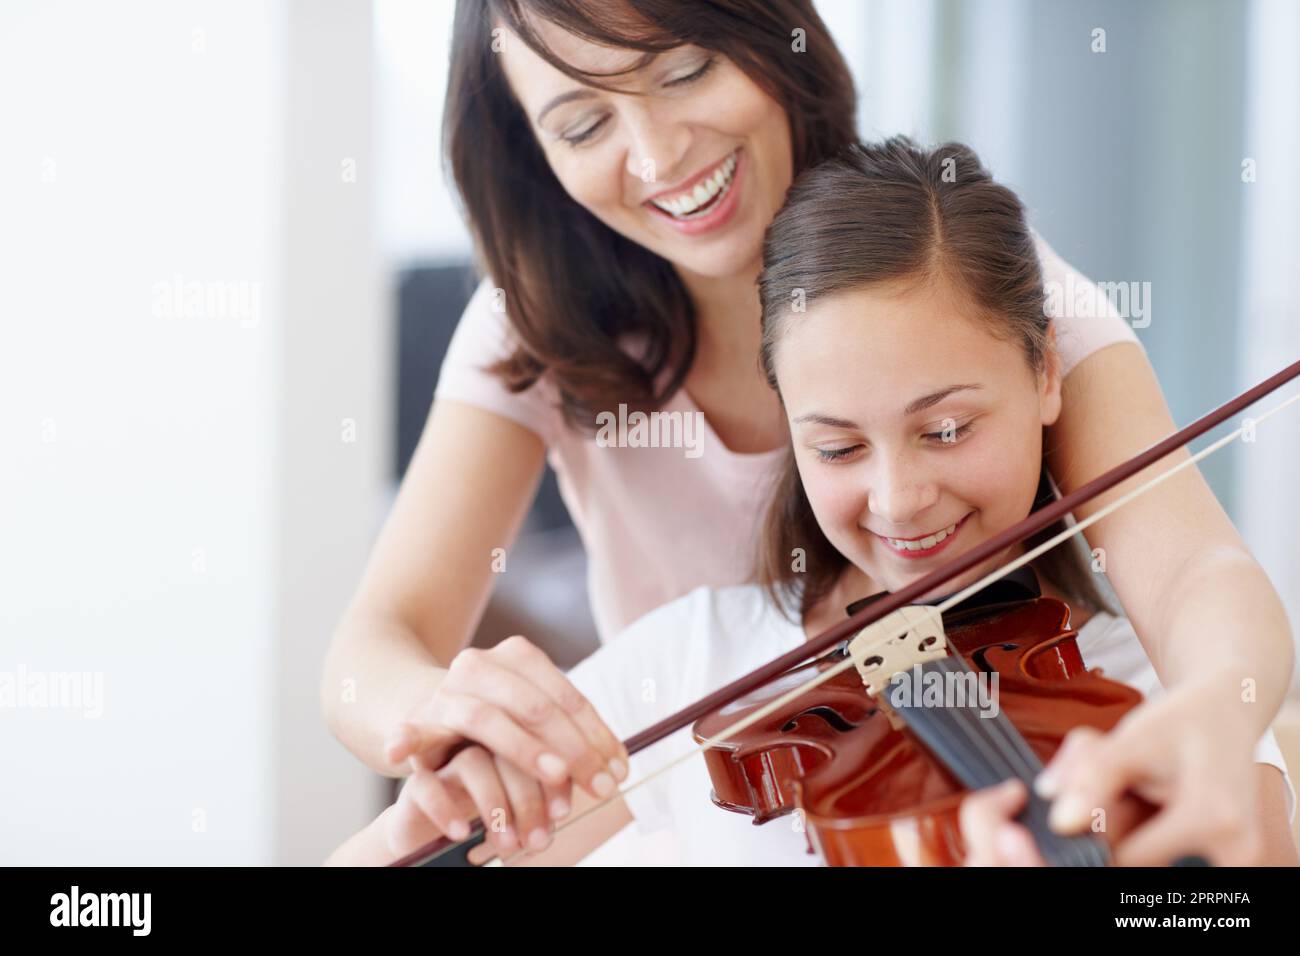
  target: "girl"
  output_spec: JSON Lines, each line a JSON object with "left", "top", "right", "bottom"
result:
{"left": 322, "top": 0, "right": 1295, "bottom": 865}
{"left": 327, "top": 139, "right": 1296, "bottom": 867}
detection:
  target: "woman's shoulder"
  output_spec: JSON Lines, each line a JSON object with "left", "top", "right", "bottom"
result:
{"left": 434, "top": 275, "right": 563, "bottom": 445}
{"left": 1032, "top": 231, "right": 1144, "bottom": 376}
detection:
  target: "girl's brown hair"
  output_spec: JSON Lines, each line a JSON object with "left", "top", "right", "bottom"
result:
{"left": 444, "top": 0, "right": 857, "bottom": 427}
{"left": 756, "top": 136, "right": 1111, "bottom": 620}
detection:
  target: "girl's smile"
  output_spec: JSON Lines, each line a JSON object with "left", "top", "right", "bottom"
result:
{"left": 873, "top": 510, "right": 974, "bottom": 560}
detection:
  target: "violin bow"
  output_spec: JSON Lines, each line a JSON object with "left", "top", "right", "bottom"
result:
{"left": 392, "top": 357, "right": 1300, "bottom": 867}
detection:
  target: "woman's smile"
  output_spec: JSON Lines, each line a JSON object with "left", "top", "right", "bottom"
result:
{"left": 642, "top": 147, "right": 744, "bottom": 235}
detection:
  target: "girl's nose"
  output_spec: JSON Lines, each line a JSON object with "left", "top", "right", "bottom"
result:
{"left": 867, "top": 457, "right": 939, "bottom": 528}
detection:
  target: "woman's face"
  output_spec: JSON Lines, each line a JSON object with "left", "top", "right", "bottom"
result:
{"left": 774, "top": 277, "right": 1063, "bottom": 601}
{"left": 498, "top": 21, "right": 793, "bottom": 281}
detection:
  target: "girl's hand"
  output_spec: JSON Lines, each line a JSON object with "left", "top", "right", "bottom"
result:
{"left": 384, "top": 744, "right": 574, "bottom": 861}
{"left": 960, "top": 779, "right": 1046, "bottom": 866}
{"left": 1035, "top": 684, "right": 1264, "bottom": 866}
{"left": 384, "top": 635, "right": 629, "bottom": 801}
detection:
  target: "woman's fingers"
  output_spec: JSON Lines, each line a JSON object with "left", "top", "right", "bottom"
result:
{"left": 388, "top": 637, "right": 629, "bottom": 799}
{"left": 492, "top": 636, "right": 630, "bottom": 791}
{"left": 384, "top": 717, "right": 455, "bottom": 767}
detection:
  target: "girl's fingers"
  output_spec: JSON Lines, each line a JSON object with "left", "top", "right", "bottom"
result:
{"left": 1113, "top": 790, "right": 1261, "bottom": 867}
{"left": 384, "top": 793, "right": 445, "bottom": 859}
{"left": 995, "top": 821, "right": 1046, "bottom": 866}
{"left": 444, "top": 747, "right": 518, "bottom": 856}
{"left": 495, "top": 755, "right": 552, "bottom": 855}
{"left": 1035, "top": 726, "right": 1102, "bottom": 798}
{"left": 542, "top": 778, "right": 573, "bottom": 825}
{"left": 960, "top": 779, "right": 1029, "bottom": 866}
{"left": 404, "top": 768, "right": 476, "bottom": 842}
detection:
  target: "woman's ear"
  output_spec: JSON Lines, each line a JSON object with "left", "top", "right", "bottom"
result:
{"left": 1039, "top": 321, "right": 1064, "bottom": 427}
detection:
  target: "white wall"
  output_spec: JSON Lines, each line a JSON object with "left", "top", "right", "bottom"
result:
{"left": 0, "top": 0, "right": 383, "bottom": 864}
{"left": 1235, "top": 0, "right": 1300, "bottom": 692}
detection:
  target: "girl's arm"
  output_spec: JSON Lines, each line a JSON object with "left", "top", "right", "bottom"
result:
{"left": 1048, "top": 342, "right": 1294, "bottom": 736}
{"left": 324, "top": 749, "right": 633, "bottom": 867}
{"left": 1043, "top": 342, "right": 1295, "bottom": 862}
{"left": 960, "top": 764, "right": 1297, "bottom": 866}
{"left": 320, "top": 399, "right": 620, "bottom": 801}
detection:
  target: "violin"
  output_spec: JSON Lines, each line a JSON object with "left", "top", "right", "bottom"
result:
{"left": 391, "top": 358, "right": 1300, "bottom": 868}
{"left": 693, "top": 568, "right": 1151, "bottom": 866}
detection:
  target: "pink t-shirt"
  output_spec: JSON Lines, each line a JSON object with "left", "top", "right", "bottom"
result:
{"left": 433, "top": 235, "right": 1142, "bottom": 641}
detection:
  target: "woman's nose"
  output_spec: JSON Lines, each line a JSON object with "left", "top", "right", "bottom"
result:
{"left": 621, "top": 104, "right": 691, "bottom": 184}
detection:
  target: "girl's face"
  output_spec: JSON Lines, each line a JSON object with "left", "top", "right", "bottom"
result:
{"left": 774, "top": 277, "right": 1063, "bottom": 601}
{"left": 499, "top": 21, "right": 793, "bottom": 281}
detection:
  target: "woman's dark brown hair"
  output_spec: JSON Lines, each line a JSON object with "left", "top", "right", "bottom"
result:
{"left": 444, "top": 0, "right": 857, "bottom": 427}
{"left": 756, "top": 136, "right": 1112, "bottom": 620}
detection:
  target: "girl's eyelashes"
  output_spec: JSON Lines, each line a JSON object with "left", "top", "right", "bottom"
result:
{"left": 923, "top": 421, "right": 974, "bottom": 444}
{"left": 812, "top": 422, "right": 975, "bottom": 462}
{"left": 559, "top": 55, "right": 717, "bottom": 147}
{"left": 814, "top": 444, "right": 863, "bottom": 463}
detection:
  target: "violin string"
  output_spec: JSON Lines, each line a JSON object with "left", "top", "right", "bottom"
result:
{"left": 942, "top": 682, "right": 1100, "bottom": 866}
{"left": 477, "top": 388, "right": 1300, "bottom": 865}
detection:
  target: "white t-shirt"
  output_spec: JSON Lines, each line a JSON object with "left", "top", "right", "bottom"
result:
{"left": 567, "top": 585, "right": 1296, "bottom": 866}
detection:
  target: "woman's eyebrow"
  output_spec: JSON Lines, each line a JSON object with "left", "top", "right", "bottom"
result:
{"left": 904, "top": 383, "right": 983, "bottom": 415}
{"left": 536, "top": 89, "right": 596, "bottom": 125}
{"left": 533, "top": 51, "right": 663, "bottom": 125}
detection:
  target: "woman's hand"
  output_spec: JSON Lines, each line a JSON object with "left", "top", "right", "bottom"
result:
{"left": 1035, "top": 683, "right": 1264, "bottom": 866}
{"left": 384, "top": 635, "right": 629, "bottom": 802}
{"left": 385, "top": 743, "right": 579, "bottom": 862}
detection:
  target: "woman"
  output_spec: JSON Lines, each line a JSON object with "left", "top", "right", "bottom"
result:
{"left": 320, "top": 1, "right": 1295, "bottom": 859}
{"left": 326, "top": 139, "right": 1294, "bottom": 866}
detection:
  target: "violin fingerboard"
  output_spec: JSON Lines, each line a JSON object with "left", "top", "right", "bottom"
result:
{"left": 890, "top": 658, "right": 1109, "bottom": 868}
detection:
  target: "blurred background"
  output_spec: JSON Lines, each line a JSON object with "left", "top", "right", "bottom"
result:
{"left": 2, "top": 0, "right": 1298, "bottom": 865}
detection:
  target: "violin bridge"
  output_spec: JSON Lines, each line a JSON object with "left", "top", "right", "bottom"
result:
{"left": 847, "top": 606, "right": 949, "bottom": 729}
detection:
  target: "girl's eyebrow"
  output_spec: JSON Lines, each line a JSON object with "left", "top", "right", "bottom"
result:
{"left": 793, "top": 384, "right": 984, "bottom": 430}
{"left": 904, "top": 383, "right": 983, "bottom": 415}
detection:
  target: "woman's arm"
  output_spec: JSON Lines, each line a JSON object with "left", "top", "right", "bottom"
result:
{"left": 320, "top": 397, "right": 545, "bottom": 775}
{"left": 1047, "top": 342, "right": 1294, "bottom": 739}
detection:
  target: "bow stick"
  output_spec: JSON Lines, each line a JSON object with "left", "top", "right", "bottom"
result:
{"left": 392, "top": 357, "right": 1300, "bottom": 867}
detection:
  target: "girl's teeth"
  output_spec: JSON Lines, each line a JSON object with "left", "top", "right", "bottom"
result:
{"left": 887, "top": 521, "right": 959, "bottom": 552}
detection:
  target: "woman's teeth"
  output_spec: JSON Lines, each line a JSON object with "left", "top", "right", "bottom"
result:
{"left": 884, "top": 521, "right": 959, "bottom": 553}
{"left": 650, "top": 152, "right": 737, "bottom": 219}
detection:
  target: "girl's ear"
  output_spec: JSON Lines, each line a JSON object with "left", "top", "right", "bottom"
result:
{"left": 1039, "top": 321, "right": 1064, "bottom": 427}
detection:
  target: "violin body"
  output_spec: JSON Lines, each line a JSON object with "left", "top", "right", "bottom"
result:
{"left": 693, "top": 596, "right": 1149, "bottom": 866}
